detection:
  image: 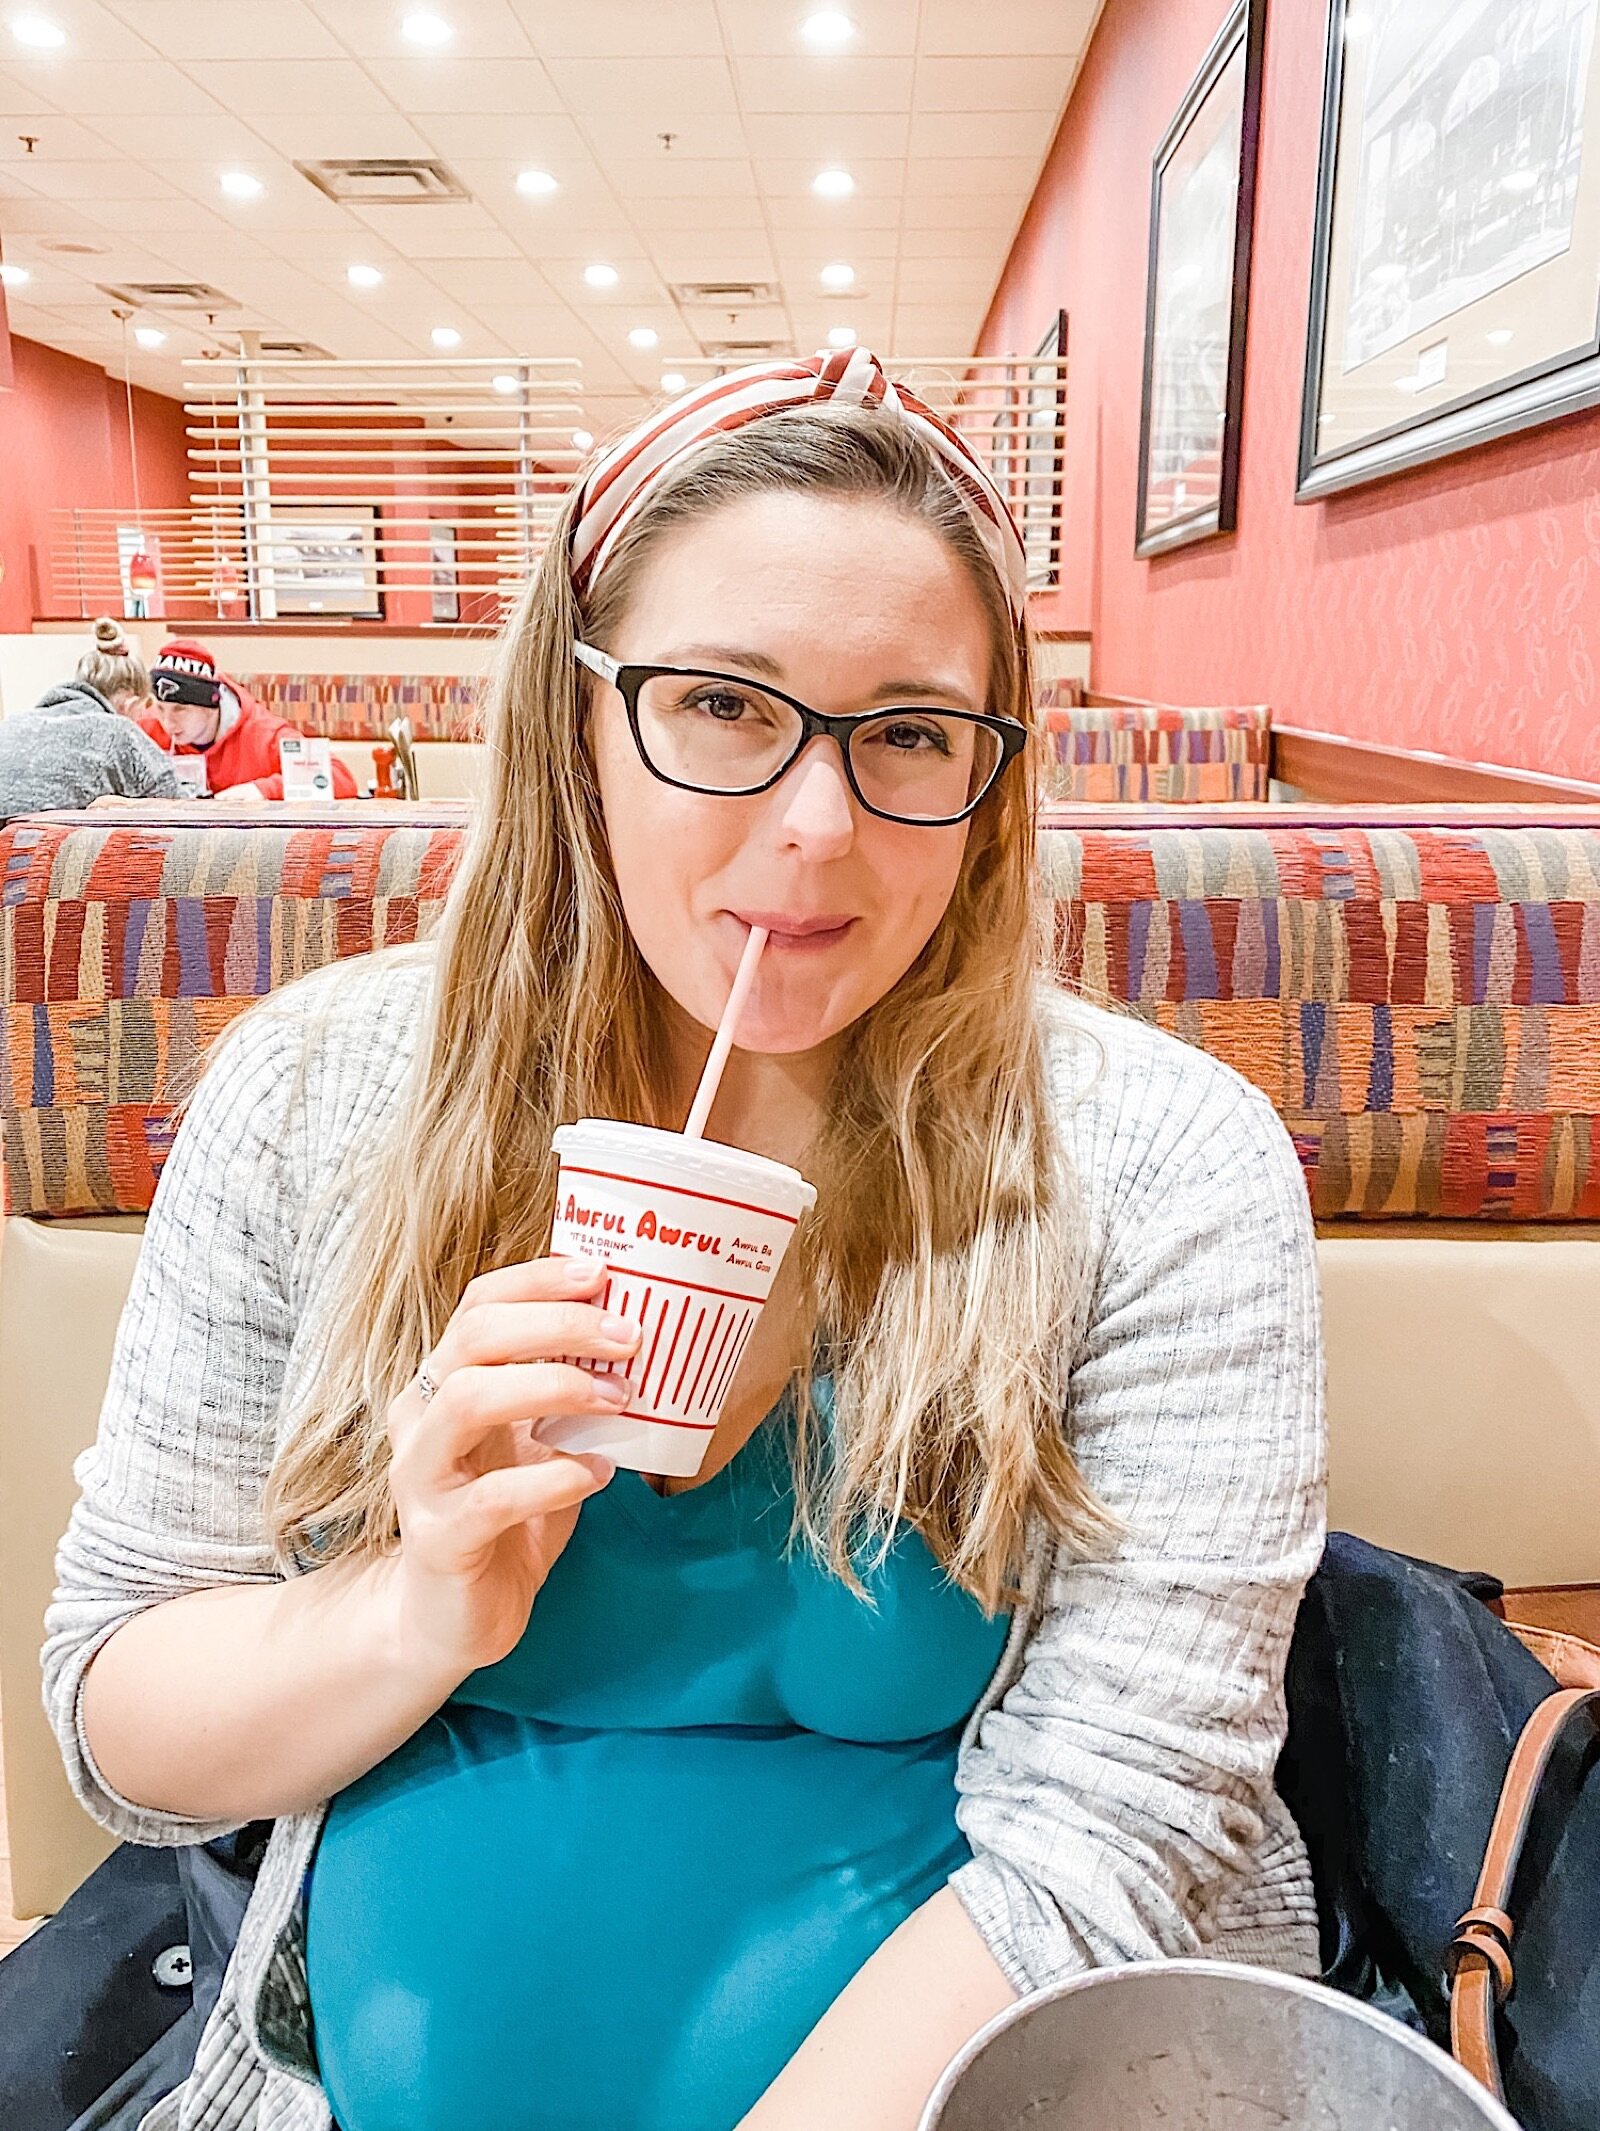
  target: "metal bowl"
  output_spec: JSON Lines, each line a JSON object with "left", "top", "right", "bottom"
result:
{"left": 919, "top": 1961, "right": 1523, "bottom": 2131}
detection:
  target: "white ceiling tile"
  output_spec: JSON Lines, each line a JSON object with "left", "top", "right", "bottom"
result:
{"left": 0, "top": 61, "right": 60, "bottom": 109}
{"left": 394, "top": 223, "right": 527, "bottom": 262}
{"left": 544, "top": 55, "right": 737, "bottom": 114}
{"left": 909, "top": 155, "right": 1049, "bottom": 197}
{"left": 718, "top": 0, "right": 919, "bottom": 57}
{"left": 514, "top": 0, "right": 724, "bottom": 56}
{"left": 919, "top": 0, "right": 1099, "bottom": 55}
{"left": 465, "top": 300, "right": 585, "bottom": 342}
{"left": 240, "top": 112, "right": 437, "bottom": 159}
{"left": 898, "top": 222, "right": 1013, "bottom": 259}
{"left": 424, "top": 254, "right": 558, "bottom": 302}
{"left": 734, "top": 56, "right": 915, "bottom": 115}
{"left": 764, "top": 195, "right": 901, "bottom": 233}
{"left": 915, "top": 55, "right": 1075, "bottom": 111}
{"left": 5, "top": 56, "right": 220, "bottom": 114}
{"left": 318, "top": 0, "right": 535, "bottom": 59}
{"left": 576, "top": 114, "right": 749, "bottom": 161}
{"left": 751, "top": 155, "right": 903, "bottom": 198}
{"left": 909, "top": 108, "right": 1058, "bottom": 159}
{"left": 89, "top": 111, "right": 272, "bottom": 159}
{"left": 901, "top": 192, "right": 1019, "bottom": 231}
{"left": 771, "top": 226, "right": 900, "bottom": 264}
{"left": 412, "top": 110, "right": 589, "bottom": 159}
{"left": 19, "top": 0, "right": 157, "bottom": 59}
{"left": 740, "top": 111, "right": 909, "bottom": 160}
{"left": 106, "top": 0, "right": 344, "bottom": 59}
{"left": 625, "top": 192, "right": 767, "bottom": 233}
{"left": 0, "top": 116, "right": 129, "bottom": 159}
{"left": 605, "top": 157, "right": 757, "bottom": 200}
{"left": 362, "top": 58, "right": 561, "bottom": 116}
{"left": 644, "top": 239, "right": 777, "bottom": 282}
{"left": 185, "top": 59, "right": 394, "bottom": 115}
{"left": 19, "top": 159, "right": 182, "bottom": 200}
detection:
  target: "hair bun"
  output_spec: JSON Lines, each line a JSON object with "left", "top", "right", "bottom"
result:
{"left": 92, "top": 616, "right": 130, "bottom": 652}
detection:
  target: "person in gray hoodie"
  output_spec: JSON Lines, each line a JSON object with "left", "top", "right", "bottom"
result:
{"left": 0, "top": 617, "right": 181, "bottom": 824}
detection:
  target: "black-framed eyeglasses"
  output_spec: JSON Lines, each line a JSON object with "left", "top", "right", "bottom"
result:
{"left": 573, "top": 641, "right": 1026, "bottom": 827}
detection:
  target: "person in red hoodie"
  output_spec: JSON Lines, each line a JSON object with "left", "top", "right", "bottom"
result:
{"left": 141, "top": 639, "right": 359, "bottom": 800}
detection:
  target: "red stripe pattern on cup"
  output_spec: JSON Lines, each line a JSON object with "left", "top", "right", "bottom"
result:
{"left": 580, "top": 1275, "right": 760, "bottom": 1433}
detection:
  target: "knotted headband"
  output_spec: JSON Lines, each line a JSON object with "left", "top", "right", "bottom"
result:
{"left": 568, "top": 345, "right": 1029, "bottom": 620}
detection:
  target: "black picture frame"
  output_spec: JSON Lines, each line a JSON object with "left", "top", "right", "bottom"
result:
{"left": 1024, "top": 310, "right": 1068, "bottom": 592}
{"left": 1135, "top": 0, "right": 1266, "bottom": 558}
{"left": 1298, "top": 0, "right": 1600, "bottom": 501}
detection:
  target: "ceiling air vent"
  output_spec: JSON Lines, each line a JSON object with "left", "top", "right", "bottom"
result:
{"left": 672, "top": 280, "right": 782, "bottom": 308}
{"left": 699, "top": 336, "right": 793, "bottom": 359}
{"left": 256, "top": 337, "right": 331, "bottom": 359}
{"left": 297, "top": 158, "right": 469, "bottom": 205}
{"left": 99, "top": 280, "right": 236, "bottom": 310}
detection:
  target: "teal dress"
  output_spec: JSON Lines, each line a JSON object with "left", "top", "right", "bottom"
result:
{"left": 305, "top": 1405, "right": 1009, "bottom": 2131}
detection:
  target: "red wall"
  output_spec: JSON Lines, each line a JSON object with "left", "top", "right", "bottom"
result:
{"left": 983, "top": 0, "right": 1600, "bottom": 781}
{"left": 0, "top": 335, "right": 195, "bottom": 631}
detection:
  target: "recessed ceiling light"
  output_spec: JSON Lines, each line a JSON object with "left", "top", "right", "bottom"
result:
{"left": 825, "top": 324, "right": 856, "bottom": 349}
{"left": 660, "top": 371, "right": 687, "bottom": 393}
{"left": 402, "top": 10, "right": 452, "bottom": 45}
{"left": 493, "top": 372, "right": 521, "bottom": 394}
{"left": 134, "top": 326, "right": 166, "bottom": 349}
{"left": 347, "top": 262, "right": 383, "bottom": 288}
{"left": 516, "top": 167, "right": 559, "bottom": 198}
{"left": 628, "top": 325, "right": 659, "bottom": 349}
{"left": 219, "top": 170, "right": 263, "bottom": 201}
{"left": 812, "top": 167, "right": 854, "bottom": 199}
{"left": 572, "top": 428, "right": 594, "bottom": 450}
{"left": 1486, "top": 328, "right": 1514, "bottom": 346}
{"left": 801, "top": 9, "right": 855, "bottom": 50}
{"left": 9, "top": 13, "right": 66, "bottom": 48}
{"left": 584, "top": 261, "right": 620, "bottom": 289}
{"left": 0, "top": 261, "right": 30, "bottom": 286}
{"left": 819, "top": 260, "right": 855, "bottom": 290}
{"left": 431, "top": 325, "right": 462, "bottom": 349}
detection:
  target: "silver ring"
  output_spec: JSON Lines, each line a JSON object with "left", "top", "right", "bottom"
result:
{"left": 416, "top": 1363, "right": 440, "bottom": 1405}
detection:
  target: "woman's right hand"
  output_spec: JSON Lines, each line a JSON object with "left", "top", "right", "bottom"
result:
{"left": 382, "top": 1255, "right": 640, "bottom": 1684}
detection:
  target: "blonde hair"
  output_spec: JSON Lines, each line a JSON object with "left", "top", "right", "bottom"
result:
{"left": 76, "top": 617, "right": 150, "bottom": 707}
{"left": 266, "top": 406, "right": 1106, "bottom": 1610}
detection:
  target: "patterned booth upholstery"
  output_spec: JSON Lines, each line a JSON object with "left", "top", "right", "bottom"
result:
{"left": 231, "top": 671, "right": 482, "bottom": 743}
{"left": 1039, "top": 685, "right": 1271, "bottom": 804}
{"left": 4, "top": 807, "right": 1598, "bottom": 1222}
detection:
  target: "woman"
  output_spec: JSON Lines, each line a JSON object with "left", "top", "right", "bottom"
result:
{"left": 0, "top": 617, "right": 178, "bottom": 823}
{"left": 46, "top": 351, "right": 1324, "bottom": 2131}
{"left": 139, "top": 637, "right": 359, "bottom": 799}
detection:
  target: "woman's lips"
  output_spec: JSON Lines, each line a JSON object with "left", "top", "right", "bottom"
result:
{"left": 728, "top": 910, "right": 858, "bottom": 952}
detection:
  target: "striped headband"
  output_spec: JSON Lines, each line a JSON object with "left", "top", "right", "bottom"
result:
{"left": 569, "top": 346, "right": 1029, "bottom": 619}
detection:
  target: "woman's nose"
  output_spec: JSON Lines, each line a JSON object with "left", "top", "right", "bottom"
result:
{"left": 773, "top": 739, "right": 857, "bottom": 859}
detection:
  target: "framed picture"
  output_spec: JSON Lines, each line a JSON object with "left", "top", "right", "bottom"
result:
{"left": 1022, "top": 312, "right": 1068, "bottom": 591}
{"left": 1299, "top": 0, "right": 1600, "bottom": 500}
{"left": 429, "top": 522, "right": 460, "bottom": 623}
{"left": 267, "top": 504, "right": 383, "bottom": 619}
{"left": 1136, "top": 0, "right": 1266, "bottom": 558}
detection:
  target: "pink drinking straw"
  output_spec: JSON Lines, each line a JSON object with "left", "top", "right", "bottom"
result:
{"left": 683, "top": 925, "right": 769, "bottom": 1140}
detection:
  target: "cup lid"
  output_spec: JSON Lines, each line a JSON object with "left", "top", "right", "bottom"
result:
{"left": 553, "top": 1118, "right": 816, "bottom": 1211}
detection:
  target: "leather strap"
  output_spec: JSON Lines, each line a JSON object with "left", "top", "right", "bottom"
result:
{"left": 1448, "top": 1688, "right": 1600, "bottom": 2099}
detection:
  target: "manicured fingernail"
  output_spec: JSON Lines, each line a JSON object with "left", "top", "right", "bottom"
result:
{"left": 600, "top": 1313, "right": 638, "bottom": 1345}
{"left": 564, "top": 1255, "right": 605, "bottom": 1287}
{"left": 583, "top": 1456, "right": 616, "bottom": 1486}
{"left": 594, "top": 1372, "right": 631, "bottom": 1405}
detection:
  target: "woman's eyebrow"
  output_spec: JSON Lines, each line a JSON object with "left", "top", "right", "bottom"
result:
{"left": 663, "top": 645, "right": 978, "bottom": 709}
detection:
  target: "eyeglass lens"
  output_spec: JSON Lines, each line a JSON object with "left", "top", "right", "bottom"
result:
{"left": 631, "top": 672, "right": 1002, "bottom": 821}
